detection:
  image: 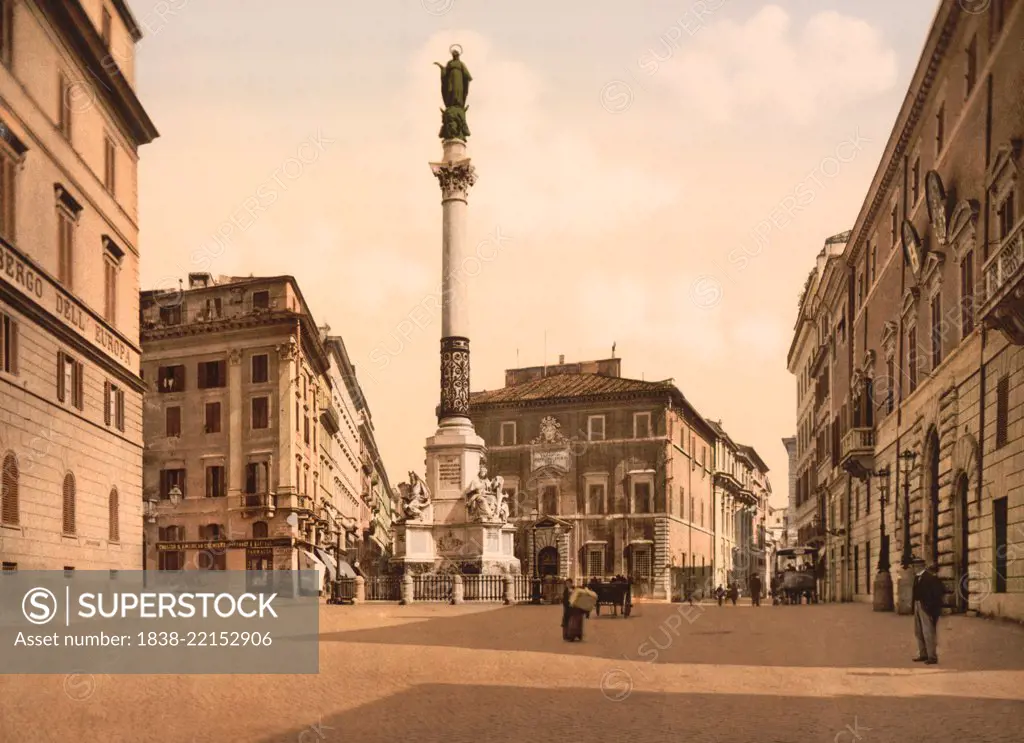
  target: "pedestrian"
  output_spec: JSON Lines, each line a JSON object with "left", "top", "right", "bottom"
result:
{"left": 715, "top": 584, "right": 725, "bottom": 606}
{"left": 728, "top": 583, "right": 738, "bottom": 606}
{"left": 911, "top": 557, "right": 944, "bottom": 665}
{"left": 749, "top": 573, "right": 762, "bottom": 607}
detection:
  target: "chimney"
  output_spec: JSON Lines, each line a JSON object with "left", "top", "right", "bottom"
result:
{"left": 188, "top": 273, "right": 213, "bottom": 289}
{"left": 558, "top": 354, "right": 565, "bottom": 365}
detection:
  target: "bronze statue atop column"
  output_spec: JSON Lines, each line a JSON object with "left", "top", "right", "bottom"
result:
{"left": 435, "top": 45, "right": 472, "bottom": 140}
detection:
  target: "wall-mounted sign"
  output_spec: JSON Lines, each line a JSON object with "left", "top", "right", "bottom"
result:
{"left": 531, "top": 447, "right": 571, "bottom": 473}
{"left": 0, "top": 240, "right": 137, "bottom": 370}
{"left": 902, "top": 219, "right": 925, "bottom": 282}
{"left": 925, "top": 170, "right": 948, "bottom": 245}
{"left": 437, "top": 455, "right": 462, "bottom": 487}
{"left": 156, "top": 538, "right": 294, "bottom": 551}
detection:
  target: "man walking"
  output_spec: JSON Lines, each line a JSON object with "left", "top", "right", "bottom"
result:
{"left": 911, "top": 557, "right": 944, "bottom": 665}
{"left": 749, "top": 573, "right": 762, "bottom": 607}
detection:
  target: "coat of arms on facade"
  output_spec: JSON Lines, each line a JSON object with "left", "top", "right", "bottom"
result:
{"left": 532, "top": 416, "right": 568, "bottom": 445}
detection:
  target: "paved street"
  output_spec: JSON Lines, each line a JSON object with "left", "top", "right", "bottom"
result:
{"left": 2, "top": 601, "right": 1024, "bottom": 742}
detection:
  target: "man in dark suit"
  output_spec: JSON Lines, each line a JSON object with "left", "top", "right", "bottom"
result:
{"left": 911, "top": 557, "right": 944, "bottom": 665}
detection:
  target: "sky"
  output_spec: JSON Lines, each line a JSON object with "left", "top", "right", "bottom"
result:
{"left": 131, "top": 0, "right": 941, "bottom": 509}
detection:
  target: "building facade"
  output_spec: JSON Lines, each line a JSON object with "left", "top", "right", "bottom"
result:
{"left": 469, "top": 357, "right": 716, "bottom": 600}
{"left": 0, "top": 1, "right": 157, "bottom": 570}
{"left": 790, "top": 0, "right": 1024, "bottom": 619}
{"left": 140, "top": 274, "right": 389, "bottom": 585}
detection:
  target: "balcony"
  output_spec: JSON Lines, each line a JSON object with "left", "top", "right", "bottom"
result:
{"left": 141, "top": 298, "right": 286, "bottom": 334}
{"left": 981, "top": 219, "right": 1024, "bottom": 343}
{"left": 320, "top": 404, "right": 340, "bottom": 436}
{"left": 839, "top": 427, "right": 875, "bottom": 473}
{"left": 239, "top": 492, "right": 275, "bottom": 514}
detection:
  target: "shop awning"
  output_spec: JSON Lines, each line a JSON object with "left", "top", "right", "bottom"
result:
{"left": 299, "top": 549, "right": 327, "bottom": 584}
{"left": 313, "top": 547, "right": 357, "bottom": 580}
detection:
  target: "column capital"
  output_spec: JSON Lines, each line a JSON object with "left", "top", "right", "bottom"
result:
{"left": 431, "top": 158, "right": 477, "bottom": 200}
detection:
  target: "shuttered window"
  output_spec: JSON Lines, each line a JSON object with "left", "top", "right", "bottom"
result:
{"left": 108, "top": 488, "right": 119, "bottom": 542}
{"left": 0, "top": 0, "right": 13, "bottom": 68}
{"left": 166, "top": 406, "right": 181, "bottom": 437}
{"left": 996, "top": 376, "right": 1009, "bottom": 449}
{"left": 0, "top": 141, "right": 16, "bottom": 241}
{"left": 0, "top": 312, "right": 17, "bottom": 374}
{"left": 62, "top": 472, "right": 76, "bottom": 535}
{"left": 57, "top": 208, "right": 74, "bottom": 287}
{"left": 104, "top": 382, "right": 124, "bottom": 431}
{"left": 1, "top": 452, "right": 18, "bottom": 526}
{"left": 57, "top": 353, "right": 84, "bottom": 409}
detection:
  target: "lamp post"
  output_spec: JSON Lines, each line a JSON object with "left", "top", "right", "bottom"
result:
{"left": 871, "top": 466, "right": 894, "bottom": 611}
{"left": 899, "top": 450, "right": 916, "bottom": 568}
{"left": 531, "top": 507, "right": 541, "bottom": 604}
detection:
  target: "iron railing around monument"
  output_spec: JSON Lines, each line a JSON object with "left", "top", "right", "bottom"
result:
{"left": 463, "top": 575, "right": 504, "bottom": 602}
{"left": 414, "top": 575, "right": 453, "bottom": 602}
{"left": 365, "top": 576, "right": 400, "bottom": 601}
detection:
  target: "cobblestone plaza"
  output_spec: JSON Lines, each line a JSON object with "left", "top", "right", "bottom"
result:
{"left": 1, "top": 602, "right": 1022, "bottom": 742}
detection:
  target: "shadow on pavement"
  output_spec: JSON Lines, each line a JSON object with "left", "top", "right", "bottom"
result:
{"left": 252, "top": 682, "right": 1024, "bottom": 743}
{"left": 316, "top": 602, "right": 1024, "bottom": 671}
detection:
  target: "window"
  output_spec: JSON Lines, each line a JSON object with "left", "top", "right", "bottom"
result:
{"left": 101, "top": 6, "right": 112, "bottom": 49}
{"left": 935, "top": 103, "right": 945, "bottom": 156}
{"left": 961, "top": 250, "right": 975, "bottom": 337}
{"left": 58, "top": 72, "right": 73, "bottom": 140}
{"left": 631, "top": 546, "right": 652, "bottom": 578}
{"left": 253, "top": 521, "right": 269, "bottom": 539}
{"left": 206, "top": 466, "right": 226, "bottom": 498}
{"left": 931, "top": 294, "right": 942, "bottom": 370}
{"left": 108, "top": 488, "right": 119, "bottom": 542}
{"left": 252, "top": 290, "right": 270, "bottom": 309}
{"left": 996, "top": 376, "right": 1009, "bottom": 449}
{"left": 870, "top": 242, "right": 877, "bottom": 284}
{"left": 64, "top": 566, "right": 74, "bottom": 578}
{"left": 245, "top": 462, "right": 269, "bottom": 494}
{"left": 865, "top": 540, "right": 872, "bottom": 595}
{"left": 0, "top": 312, "right": 17, "bottom": 374}
{"left": 885, "top": 357, "right": 895, "bottom": 414}
{"left": 890, "top": 202, "right": 899, "bottom": 247}
{"left": 165, "top": 406, "right": 181, "bottom": 437}
{"left": 689, "top": 495, "right": 694, "bottom": 522}
{"left": 678, "top": 486, "right": 685, "bottom": 518}
{"left": 252, "top": 397, "right": 269, "bottom": 429}
{"left": 197, "top": 360, "right": 226, "bottom": 389}
{"left": 0, "top": 135, "right": 18, "bottom": 241}
{"left": 2, "top": 562, "right": 15, "bottom": 572}
{"left": 205, "top": 402, "right": 221, "bottom": 434}
{"left": 1, "top": 451, "right": 18, "bottom": 526}
{"left": 103, "top": 255, "right": 117, "bottom": 323}
{"left": 587, "top": 483, "right": 606, "bottom": 515}
{"left": 295, "top": 401, "right": 300, "bottom": 432}
{"left": 159, "top": 304, "right": 181, "bottom": 325}
{"left": 57, "top": 207, "right": 74, "bottom": 288}
{"left": 700, "top": 501, "right": 704, "bottom": 527}
{"left": 586, "top": 546, "right": 605, "bottom": 577}
{"left": 62, "top": 472, "right": 76, "bottom": 535}
{"left": 965, "top": 35, "right": 977, "bottom": 97}
{"left": 57, "top": 352, "right": 84, "bottom": 409}
{"left": 541, "top": 485, "right": 558, "bottom": 515}
{"left": 994, "top": 496, "right": 1008, "bottom": 593}
{"left": 633, "top": 412, "right": 651, "bottom": 439}
{"left": 157, "top": 365, "right": 185, "bottom": 393}
{"left": 587, "top": 415, "right": 605, "bottom": 441}
{"left": 103, "top": 136, "right": 116, "bottom": 194}
{"left": 632, "top": 480, "right": 651, "bottom": 514}
{"left": 908, "top": 327, "right": 918, "bottom": 392}
{"left": 159, "top": 468, "right": 186, "bottom": 500}
{"left": 997, "top": 190, "right": 1016, "bottom": 240}
{"left": 499, "top": 421, "right": 516, "bottom": 446}
{"left": 197, "top": 525, "right": 226, "bottom": 570}
{"left": 0, "top": 0, "right": 13, "bottom": 67}
{"left": 911, "top": 157, "right": 920, "bottom": 204}
{"left": 304, "top": 415, "right": 310, "bottom": 444}
{"left": 158, "top": 526, "right": 185, "bottom": 570}
{"left": 104, "top": 381, "right": 124, "bottom": 431}
{"left": 251, "top": 354, "right": 269, "bottom": 384}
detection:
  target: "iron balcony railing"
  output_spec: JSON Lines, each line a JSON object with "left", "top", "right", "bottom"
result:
{"left": 839, "top": 427, "right": 875, "bottom": 463}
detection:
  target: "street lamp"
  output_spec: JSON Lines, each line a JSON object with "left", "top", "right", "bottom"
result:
{"left": 530, "top": 507, "right": 541, "bottom": 604}
{"left": 869, "top": 466, "right": 894, "bottom": 612}
{"left": 898, "top": 449, "right": 917, "bottom": 568}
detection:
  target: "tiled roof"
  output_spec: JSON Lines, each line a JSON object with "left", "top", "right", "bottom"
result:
{"left": 470, "top": 373, "right": 677, "bottom": 406}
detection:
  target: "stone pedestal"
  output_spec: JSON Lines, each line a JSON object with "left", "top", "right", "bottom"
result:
{"left": 466, "top": 522, "right": 520, "bottom": 574}
{"left": 425, "top": 424, "right": 485, "bottom": 527}
{"left": 896, "top": 566, "right": 915, "bottom": 615}
{"left": 391, "top": 520, "right": 437, "bottom": 575}
{"left": 872, "top": 570, "right": 894, "bottom": 612}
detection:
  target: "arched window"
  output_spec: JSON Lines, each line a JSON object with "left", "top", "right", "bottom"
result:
{"left": 62, "top": 472, "right": 76, "bottom": 535}
{"left": 1, "top": 452, "right": 18, "bottom": 526}
{"left": 108, "top": 488, "right": 119, "bottom": 543}
{"left": 252, "top": 521, "right": 269, "bottom": 539}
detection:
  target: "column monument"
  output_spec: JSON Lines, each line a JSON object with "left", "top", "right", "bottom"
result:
{"left": 391, "top": 45, "right": 519, "bottom": 576}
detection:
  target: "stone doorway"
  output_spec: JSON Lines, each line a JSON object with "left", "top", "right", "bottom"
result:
{"left": 538, "top": 546, "right": 559, "bottom": 576}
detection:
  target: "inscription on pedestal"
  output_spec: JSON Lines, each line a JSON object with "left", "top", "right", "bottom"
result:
{"left": 438, "top": 456, "right": 462, "bottom": 487}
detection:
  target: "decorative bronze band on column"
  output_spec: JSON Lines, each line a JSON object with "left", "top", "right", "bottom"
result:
{"left": 439, "top": 336, "right": 470, "bottom": 420}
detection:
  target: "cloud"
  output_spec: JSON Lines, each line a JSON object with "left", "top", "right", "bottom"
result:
{"left": 648, "top": 5, "right": 898, "bottom": 125}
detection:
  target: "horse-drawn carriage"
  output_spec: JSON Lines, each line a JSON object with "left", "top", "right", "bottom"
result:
{"left": 587, "top": 577, "right": 632, "bottom": 617}
{"left": 772, "top": 546, "right": 819, "bottom": 605}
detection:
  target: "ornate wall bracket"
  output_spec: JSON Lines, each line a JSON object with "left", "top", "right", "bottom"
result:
{"left": 439, "top": 336, "right": 470, "bottom": 420}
